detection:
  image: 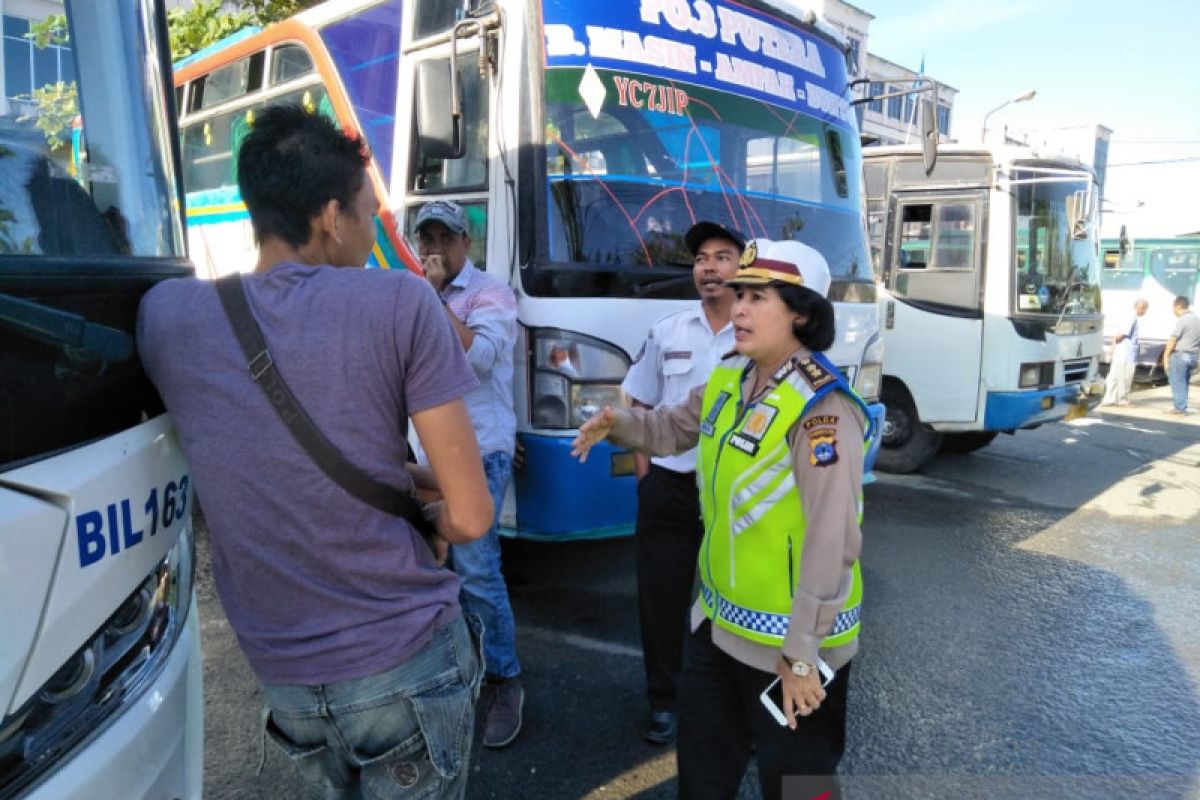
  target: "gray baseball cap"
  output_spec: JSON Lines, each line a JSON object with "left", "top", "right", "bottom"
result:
{"left": 414, "top": 200, "right": 468, "bottom": 235}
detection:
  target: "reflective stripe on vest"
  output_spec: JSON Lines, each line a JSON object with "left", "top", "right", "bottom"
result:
{"left": 697, "top": 354, "right": 869, "bottom": 649}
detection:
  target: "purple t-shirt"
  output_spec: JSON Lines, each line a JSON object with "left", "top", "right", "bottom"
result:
{"left": 137, "top": 263, "right": 477, "bottom": 686}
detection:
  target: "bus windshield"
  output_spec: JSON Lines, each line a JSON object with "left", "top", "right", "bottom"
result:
{"left": 0, "top": 0, "right": 185, "bottom": 469}
{"left": 0, "top": 0, "right": 183, "bottom": 260}
{"left": 531, "top": 2, "right": 869, "bottom": 299}
{"left": 1012, "top": 165, "right": 1100, "bottom": 316}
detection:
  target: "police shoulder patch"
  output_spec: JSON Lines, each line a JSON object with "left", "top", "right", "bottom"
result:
{"left": 796, "top": 357, "right": 837, "bottom": 391}
{"left": 808, "top": 431, "right": 838, "bottom": 467}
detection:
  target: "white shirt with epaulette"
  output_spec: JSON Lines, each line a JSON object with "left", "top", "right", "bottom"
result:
{"left": 621, "top": 304, "right": 734, "bottom": 473}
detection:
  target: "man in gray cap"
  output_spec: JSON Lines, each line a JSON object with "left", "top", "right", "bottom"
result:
{"left": 413, "top": 200, "right": 525, "bottom": 747}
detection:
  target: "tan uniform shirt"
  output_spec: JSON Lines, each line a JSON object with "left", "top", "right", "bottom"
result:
{"left": 609, "top": 349, "right": 866, "bottom": 674}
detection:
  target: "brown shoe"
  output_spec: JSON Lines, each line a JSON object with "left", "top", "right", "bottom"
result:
{"left": 482, "top": 677, "right": 524, "bottom": 748}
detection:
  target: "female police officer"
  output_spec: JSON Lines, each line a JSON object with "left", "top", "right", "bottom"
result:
{"left": 571, "top": 240, "right": 871, "bottom": 800}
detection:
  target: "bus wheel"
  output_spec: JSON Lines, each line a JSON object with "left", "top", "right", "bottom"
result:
{"left": 876, "top": 384, "right": 942, "bottom": 474}
{"left": 940, "top": 431, "right": 999, "bottom": 454}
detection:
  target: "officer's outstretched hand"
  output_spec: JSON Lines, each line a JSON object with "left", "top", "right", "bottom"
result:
{"left": 570, "top": 406, "right": 617, "bottom": 463}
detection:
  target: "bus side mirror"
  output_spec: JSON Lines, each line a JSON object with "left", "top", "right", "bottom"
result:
{"left": 416, "top": 60, "right": 465, "bottom": 159}
{"left": 919, "top": 98, "right": 938, "bottom": 175}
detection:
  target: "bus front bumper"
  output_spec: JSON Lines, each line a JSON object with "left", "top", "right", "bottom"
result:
{"left": 983, "top": 380, "right": 1105, "bottom": 431}
{"left": 509, "top": 433, "right": 638, "bottom": 541}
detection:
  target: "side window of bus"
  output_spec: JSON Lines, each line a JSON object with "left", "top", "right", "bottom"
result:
{"left": 897, "top": 204, "right": 932, "bottom": 270}
{"left": 412, "top": 51, "right": 488, "bottom": 192}
{"left": 190, "top": 52, "right": 265, "bottom": 112}
{"left": 933, "top": 203, "right": 976, "bottom": 270}
{"left": 181, "top": 85, "right": 333, "bottom": 194}
{"left": 271, "top": 44, "right": 314, "bottom": 85}
{"left": 404, "top": 200, "right": 487, "bottom": 269}
{"left": 897, "top": 202, "right": 976, "bottom": 272}
{"left": 414, "top": 0, "right": 481, "bottom": 39}
{"left": 1151, "top": 249, "right": 1199, "bottom": 298}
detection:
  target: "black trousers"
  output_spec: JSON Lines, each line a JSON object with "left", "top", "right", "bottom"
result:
{"left": 635, "top": 465, "right": 705, "bottom": 713}
{"left": 677, "top": 621, "right": 849, "bottom": 800}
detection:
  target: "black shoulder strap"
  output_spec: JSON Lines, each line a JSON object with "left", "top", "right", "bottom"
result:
{"left": 214, "top": 273, "right": 425, "bottom": 524}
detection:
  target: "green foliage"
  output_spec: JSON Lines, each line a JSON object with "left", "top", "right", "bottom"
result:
{"left": 18, "top": 81, "right": 77, "bottom": 152}
{"left": 168, "top": 0, "right": 255, "bottom": 60}
{"left": 168, "top": 0, "right": 322, "bottom": 58}
{"left": 19, "top": 0, "right": 321, "bottom": 151}
{"left": 28, "top": 14, "right": 68, "bottom": 48}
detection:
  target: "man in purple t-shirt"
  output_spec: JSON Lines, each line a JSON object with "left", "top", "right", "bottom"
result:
{"left": 137, "top": 105, "right": 494, "bottom": 799}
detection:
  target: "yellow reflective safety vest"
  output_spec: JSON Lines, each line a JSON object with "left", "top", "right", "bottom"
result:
{"left": 696, "top": 352, "right": 872, "bottom": 649}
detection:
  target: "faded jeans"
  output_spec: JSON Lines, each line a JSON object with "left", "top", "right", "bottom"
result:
{"left": 261, "top": 614, "right": 483, "bottom": 800}
{"left": 1169, "top": 351, "right": 1197, "bottom": 411}
{"left": 450, "top": 450, "right": 520, "bottom": 679}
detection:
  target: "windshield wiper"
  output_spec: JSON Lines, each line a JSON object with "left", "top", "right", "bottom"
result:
{"left": 0, "top": 291, "right": 133, "bottom": 362}
{"left": 631, "top": 274, "right": 697, "bottom": 297}
{"left": 1053, "top": 270, "right": 1091, "bottom": 328}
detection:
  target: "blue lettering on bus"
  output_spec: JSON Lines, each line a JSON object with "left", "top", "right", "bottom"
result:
{"left": 74, "top": 475, "right": 189, "bottom": 568}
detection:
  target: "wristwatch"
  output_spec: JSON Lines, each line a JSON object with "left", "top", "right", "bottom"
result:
{"left": 782, "top": 654, "right": 812, "bottom": 678}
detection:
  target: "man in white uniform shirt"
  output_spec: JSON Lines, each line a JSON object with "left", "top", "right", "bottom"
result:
{"left": 621, "top": 221, "right": 742, "bottom": 744}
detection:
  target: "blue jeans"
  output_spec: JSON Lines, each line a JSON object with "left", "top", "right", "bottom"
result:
{"left": 1169, "top": 351, "right": 1197, "bottom": 411}
{"left": 261, "top": 614, "right": 483, "bottom": 800}
{"left": 451, "top": 450, "right": 520, "bottom": 679}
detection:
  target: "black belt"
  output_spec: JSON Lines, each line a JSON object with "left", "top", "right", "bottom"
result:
{"left": 650, "top": 464, "right": 696, "bottom": 482}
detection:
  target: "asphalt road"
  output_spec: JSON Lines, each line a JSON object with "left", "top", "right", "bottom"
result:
{"left": 196, "top": 383, "right": 1200, "bottom": 799}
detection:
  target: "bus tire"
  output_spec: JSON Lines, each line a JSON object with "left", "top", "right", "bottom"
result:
{"left": 876, "top": 383, "right": 942, "bottom": 474}
{"left": 940, "top": 431, "right": 999, "bottom": 454}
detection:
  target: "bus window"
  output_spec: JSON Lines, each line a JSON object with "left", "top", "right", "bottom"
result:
{"left": 192, "top": 51, "right": 265, "bottom": 111}
{"left": 182, "top": 109, "right": 242, "bottom": 193}
{"left": 181, "top": 85, "right": 332, "bottom": 194}
{"left": 412, "top": 51, "right": 488, "bottom": 191}
{"left": 745, "top": 135, "right": 821, "bottom": 202}
{"left": 898, "top": 205, "right": 932, "bottom": 270}
{"left": 414, "top": 0, "right": 480, "bottom": 39}
{"left": 404, "top": 200, "right": 488, "bottom": 269}
{"left": 270, "top": 43, "right": 314, "bottom": 85}
{"left": 1, "top": 0, "right": 184, "bottom": 468}
{"left": 1149, "top": 249, "right": 1200, "bottom": 298}
{"left": 934, "top": 203, "right": 976, "bottom": 270}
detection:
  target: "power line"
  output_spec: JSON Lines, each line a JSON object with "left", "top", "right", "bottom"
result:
{"left": 1107, "top": 156, "right": 1200, "bottom": 167}
{"left": 1109, "top": 139, "right": 1200, "bottom": 145}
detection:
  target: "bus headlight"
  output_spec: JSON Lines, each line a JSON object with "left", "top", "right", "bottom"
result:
{"left": 1019, "top": 361, "right": 1054, "bottom": 388}
{"left": 856, "top": 335, "right": 885, "bottom": 403}
{"left": 0, "top": 527, "right": 194, "bottom": 799}
{"left": 529, "top": 329, "right": 629, "bottom": 429}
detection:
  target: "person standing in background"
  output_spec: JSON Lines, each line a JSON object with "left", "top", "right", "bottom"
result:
{"left": 415, "top": 200, "right": 526, "bottom": 748}
{"left": 620, "top": 221, "right": 742, "bottom": 744}
{"left": 1102, "top": 298, "right": 1147, "bottom": 407}
{"left": 1163, "top": 295, "right": 1200, "bottom": 415}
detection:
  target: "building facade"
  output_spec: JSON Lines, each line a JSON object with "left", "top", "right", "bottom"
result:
{"left": 0, "top": 0, "right": 70, "bottom": 119}
{"left": 793, "top": 0, "right": 957, "bottom": 146}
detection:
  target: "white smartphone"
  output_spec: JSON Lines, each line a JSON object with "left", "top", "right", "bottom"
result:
{"left": 759, "top": 659, "right": 836, "bottom": 727}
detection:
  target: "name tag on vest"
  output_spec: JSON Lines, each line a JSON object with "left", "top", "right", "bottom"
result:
{"left": 701, "top": 391, "right": 732, "bottom": 437}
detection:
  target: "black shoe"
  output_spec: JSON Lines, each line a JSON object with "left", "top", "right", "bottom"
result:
{"left": 644, "top": 710, "right": 676, "bottom": 745}
{"left": 482, "top": 677, "right": 524, "bottom": 748}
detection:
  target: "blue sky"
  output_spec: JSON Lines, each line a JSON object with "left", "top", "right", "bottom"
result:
{"left": 851, "top": 0, "right": 1200, "bottom": 236}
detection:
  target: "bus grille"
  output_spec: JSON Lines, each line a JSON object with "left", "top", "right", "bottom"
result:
{"left": 1063, "top": 358, "right": 1090, "bottom": 383}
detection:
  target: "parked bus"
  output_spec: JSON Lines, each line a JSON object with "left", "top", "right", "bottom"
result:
{"left": 0, "top": 2, "right": 201, "bottom": 798}
{"left": 864, "top": 144, "right": 1105, "bottom": 473}
{"left": 1099, "top": 236, "right": 1200, "bottom": 379}
{"left": 173, "top": 0, "right": 886, "bottom": 540}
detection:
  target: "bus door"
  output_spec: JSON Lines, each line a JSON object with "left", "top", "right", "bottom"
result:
{"left": 396, "top": 7, "right": 496, "bottom": 270}
{"left": 885, "top": 190, "right": 987, "bottom": 423}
